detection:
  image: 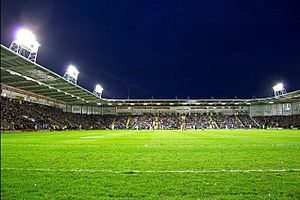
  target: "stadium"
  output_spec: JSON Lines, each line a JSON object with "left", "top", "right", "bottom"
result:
{"left": 1, "top": 1, "right": 300, "bottom": 199}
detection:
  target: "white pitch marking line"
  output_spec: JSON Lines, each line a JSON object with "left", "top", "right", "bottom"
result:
{"left": 1, "top": 167, "right": 300, "bottom": 174}
{"left": 80, "top": 136, "right": 104, "bottom": 139}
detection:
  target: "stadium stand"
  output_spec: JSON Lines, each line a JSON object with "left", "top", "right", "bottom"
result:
{"left": 113, "top": 115, "right": 128, "bottom": 129}
{"left": 0, "top": 96, "right": 108, "bottom": 131}
{"left": 214, "top": 114, "right": 244, "bottom": 129}
{"left": 184, "top": 113, "right": 214, "bottom": 129}
{"left": 158, "top": 113, "right": 181, "bottom": 130}
{"left": 253, "top": 115, "right": 300, "bottom": 129}
{"left": 1, "top": 96, "right": 300, "bottom": 131}
{"left": 127, "top": 114, "right": 154, "bottom": 130}
{"left": 238, "top": 114, "right": 259, "bottom": 129}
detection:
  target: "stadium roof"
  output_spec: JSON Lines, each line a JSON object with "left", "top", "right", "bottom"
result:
{"left": 1, "top": 45, "right": 105, "bottom": 105}
{"left": 1, "top": 44, "right": 300, "bottom": 107}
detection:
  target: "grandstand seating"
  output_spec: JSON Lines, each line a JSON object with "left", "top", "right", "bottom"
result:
{"left": 214, "top": 114, "right": 244, "bottom": 129}
{"left": 184, "top": 113, "right": 214, "bottom": 129}
{"left": 1, "top": 96, "right": 299, "bottom": 131}
{"left": 128, "top": 114, "right": 153, "bottom": 130}
{"left": 158, "top": 113, "right": 181, "bottom": 130}
{"left": 238, "top": 114, "right": 259, "bottom": 128}
{"left": 253, "top": 115, "right": 300, "bottom": 129}
{"left": 0, "top": 97, "right": 107, "bottom": 130}
{"left": 114, "top": 115, "right": 128, "bottom": 129}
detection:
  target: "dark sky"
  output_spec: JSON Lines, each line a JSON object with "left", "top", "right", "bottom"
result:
{"left": 1, "top": 0, "right": 300, "bottom": 99}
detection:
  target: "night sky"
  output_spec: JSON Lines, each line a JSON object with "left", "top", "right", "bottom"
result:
{"left": 1, "top": 0, "right": 300, "bottom": 99}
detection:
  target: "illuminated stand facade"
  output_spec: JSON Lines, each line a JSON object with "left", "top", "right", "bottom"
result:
{"left": 93, "top": 84, "right": 104, "bottom": 97}
{"left": 63, "top": 65, "right": 79, "bottom": 84}
{"left": 273, "top": 83, "right": 287, "bottom": 97}
{"left": 9, "top": 29, "right": 40, "bottom": 63}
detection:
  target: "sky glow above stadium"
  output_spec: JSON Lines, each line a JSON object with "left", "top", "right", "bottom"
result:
{"left": 1, "top": 0, "right": 300, "bottom": 99}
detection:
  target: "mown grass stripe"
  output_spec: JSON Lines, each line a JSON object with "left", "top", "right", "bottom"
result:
{"left": 2, "top": 167, "right": 300, "bottom": 174}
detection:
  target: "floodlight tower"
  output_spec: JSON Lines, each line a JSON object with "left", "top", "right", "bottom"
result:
{"left": 94, "top": 84, "right": 104, "bottom": 97}
{"left": 64, "top": 65, "right": 79, "bottom": 84}
{"left": 9, "top": 29, "right": 40, "bottom": 62}
{"left": 273, "top": 83, "right": 286, "bottom": 97}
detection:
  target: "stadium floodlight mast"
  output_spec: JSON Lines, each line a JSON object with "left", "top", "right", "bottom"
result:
{"left": 272, "top": 83, "right": 286, "bottom": 97}
{"left": 63, "top": 65, "right": 79, "bottom": 84}
{"left": 93, "top": 84, "right": 104, "bottom": 97}
{"left": 9, "top": 28, "right": 41, "bottom": 62}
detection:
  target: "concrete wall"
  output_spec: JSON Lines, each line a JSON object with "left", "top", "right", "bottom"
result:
{"left": 250, "top": 102, "right": 300, "bottom": 116}
{"left": 1, "top": 89, "right": 65, "bottom": 110}
{"left": 64, "top": 105, "right": 249, "bottom": 115}
{"left": 67, "top": 102, "right": 300, "bottom": 116}
{"left": 65, "top": 105, "right": 116, "bottom": 115}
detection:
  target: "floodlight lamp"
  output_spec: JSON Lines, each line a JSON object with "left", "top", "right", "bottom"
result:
{"left": 272, "top": 83, "right": 283, "bottom": 92}
{"left": 15, "top": 29, "right": 40, "bottom": 52}
{"left": 94, "top": 84, "right": 104, "bottom": 97}
{"left": 272, "top": 82, "right": 286, "bottom": 97}
{"left": 67, "top": 65, "right": 79, "bottom": 79}
{"left": 95, "top": 84, "right": 104, "bottom": 93}
{"left": 17, "top": 29, "right": 35, "bottom": 43}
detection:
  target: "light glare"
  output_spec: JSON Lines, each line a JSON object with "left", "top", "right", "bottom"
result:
{"left": 16, "top": 29, "right": 40, "bottom": 51}
{"left": 273, "top": 83, "right": 284, "bottom": 92}
{"left": 67, "top": 65, "right": 79, "bottom": 79}
{"left": 94, "top": 84, "right": 104, "bottom": 93}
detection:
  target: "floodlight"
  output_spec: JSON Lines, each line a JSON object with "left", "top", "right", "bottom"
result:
{"left": 9, "top": 28, "right": 40, "bottom": 62}
{"left": 94, "top": 84, "right": 103, "bottom": 93}
{"left": 16, "top": 29, "right": 40, "bottom": 51}
{"left": 17, "top": 29, "right": 35, "bottom": 42}
{"left": 67, "top": 65, "right": 79, "bottom": 79}
{"left": 64, "top": 65, "right": 79, "bottom": 84}
{"left": 272, "top": 83, "right": 283, "bottom": 92}
{"left": 93, "top": 84, "right": 104, "bottom": 97}
{"left": 272, "top": 82, "right": 286, "bottom": 97}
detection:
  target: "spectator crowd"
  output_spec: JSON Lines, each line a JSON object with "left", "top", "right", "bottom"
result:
{"left": 1, "top": 97, "right": 299, "bottom": 131}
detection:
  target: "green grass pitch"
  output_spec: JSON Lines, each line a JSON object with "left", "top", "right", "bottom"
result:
{"left": 1, "top": 129, "right": 300, "bottom": 199}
